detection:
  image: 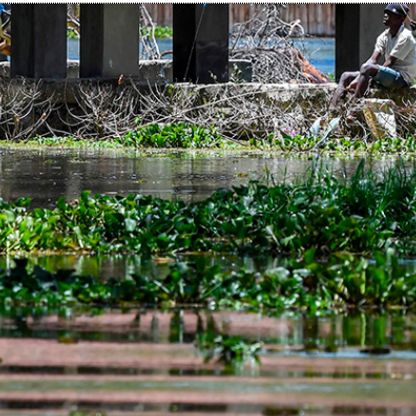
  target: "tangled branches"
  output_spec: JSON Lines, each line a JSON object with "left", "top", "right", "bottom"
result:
{"left": 130, "top": 82, "right": 334, "bottom": 141}
{"left": 0, "top": 79, "right": 57, "bottom": 140}
{"left": 230, "top": 4, "right": 327, "bottom": 84}
{"left": 60, "top": 82, "right": 140, "bottom": 139}
{"left": 1, "top": 79, "right": 416, "bottom": 142}
{"left": 0, "top": 80, "right": 141, "bottom": 140}
{"left": 139, "top": 4, "right": 161, "bottom": 60}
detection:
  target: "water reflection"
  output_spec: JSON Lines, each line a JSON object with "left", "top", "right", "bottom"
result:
{"left": 0, "top": 309, "right": 414, "bottom": 415}
{"left": 0, "top": 147, "right": 398, "bottom": 207}
{"left": 0, "top": 309, "right": 415, "bottom": 356}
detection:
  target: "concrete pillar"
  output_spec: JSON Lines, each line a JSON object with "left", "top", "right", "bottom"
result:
{"left": 173, "top": 4, "right": 229, "bottom": 83}
{"left": 335, "top": 4, "right": 385, "bottom": 80}
{"left": 11, "top": 5, "right": 67, "bottom": 78}
{"left": 80, "top": 5, "right": 139, "bottom": 78}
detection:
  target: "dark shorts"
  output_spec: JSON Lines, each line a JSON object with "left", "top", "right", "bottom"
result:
{"left": 373, "top": 66, "right": 408, "bottom": 88}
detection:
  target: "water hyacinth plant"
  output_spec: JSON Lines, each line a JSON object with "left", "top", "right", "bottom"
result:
{"left": 121, "top": 123, "right": 224, "bottom": 148}
{"left": 0, "top": 161, "right": 416, "bottom": 258}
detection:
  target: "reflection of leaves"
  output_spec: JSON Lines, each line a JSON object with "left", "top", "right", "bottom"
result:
{"left": 0, "top": 247, "right": 416, "bottom": 315}
{"left": 196, "top": 332, "right": 263, "bottom": 366}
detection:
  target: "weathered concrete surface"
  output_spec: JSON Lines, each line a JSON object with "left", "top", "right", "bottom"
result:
{"left": 173, "top": 4, "right": 229, "bottom": 83}
{"left": 0, "top": 59, "right": 252, "bottom": 83}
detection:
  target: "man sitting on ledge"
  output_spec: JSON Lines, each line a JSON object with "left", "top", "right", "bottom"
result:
{"left": 330, "top": 3, "right": 416, "bottom": 110}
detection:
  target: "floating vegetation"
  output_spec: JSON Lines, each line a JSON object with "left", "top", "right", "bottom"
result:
{"left": 120, "top": 122, "right": 224, "bottom": 148}
{"left": 7, "top": 123, "right": 416, "bottom": 155}
{"left": 0, "top": 161, "right": 416, "bottom": 258}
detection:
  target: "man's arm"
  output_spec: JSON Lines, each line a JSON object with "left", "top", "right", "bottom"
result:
{"left": 366, "top": 50, "right": 382, "bottom": 66}
{"left": 383, "top": 55, "right": 398, "bottom": 68}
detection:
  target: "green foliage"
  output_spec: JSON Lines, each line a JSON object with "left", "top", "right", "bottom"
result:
{"left": 197, "top": 333, "right": 263, "bottom": 365}
{"left": 12, "top": 125, "right": 416, "bottom": 154}
{"left": 1, "top": 162, "right": 416, "bottom": 259}
{"left": 140, "top": 25, "right": 173, "bottom": 39}
{"left": 67, "top": 29, "right": 79, "bottom": 40}
{"left": 121, "top": 123, "right": 223, "bottom": 148}
{"left": 270, "top": 134, "right": 416, "bottom": 154}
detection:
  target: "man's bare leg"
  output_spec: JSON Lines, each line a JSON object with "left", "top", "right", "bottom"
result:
{"left": 329, "top": 71, "right": 360, "bottom": 111}
{"left": 354, "top": 63, "right": 379, "bottom": 99}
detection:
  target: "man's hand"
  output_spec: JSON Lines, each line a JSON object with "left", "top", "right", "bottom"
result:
{"left": 383, "top": 56, "right": 397, "bottom": 68}
{"left": 346, "top": 76, "right": 360, "bottom": 91}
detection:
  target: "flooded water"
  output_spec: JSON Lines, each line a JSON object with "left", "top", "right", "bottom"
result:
{"left": 0, "top": 310, "right": 414, "bottom": 415}
{"left": 0, "top": 147, "right": 397, "bottom": 208}
{"left": 0, "top": 147, "right": 415, "bottom": 414}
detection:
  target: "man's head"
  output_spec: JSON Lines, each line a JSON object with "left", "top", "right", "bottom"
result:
{"left": 384, "top": 3, "right": 409, "bottom": 24}
{"left": 384, "top": 3, "right": 409, "bottom": 27}
{"left": 385, "top": 3, "right": 409, "bottom": 17}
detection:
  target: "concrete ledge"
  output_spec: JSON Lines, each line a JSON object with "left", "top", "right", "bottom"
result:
{"left": 0, "top": 59, "right": 253, "bottom": 83}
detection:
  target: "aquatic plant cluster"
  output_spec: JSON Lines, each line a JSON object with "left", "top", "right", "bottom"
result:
{"left": 1, "top": 162, "right": 415, "bottom": 258}
{"left": 16, "top": 122, "right": 416, "bottom": 154}
{"left": 118, "top": 123, "right": 416, "bottom": 153}
{"left": 121, "top": 123, "right": 224, "bottom": 148}
{"left": 0, "top": 163, "right": 416, "bottom": 312}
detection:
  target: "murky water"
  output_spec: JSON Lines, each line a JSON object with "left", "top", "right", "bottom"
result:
{"left": 0, "top": 310, "right": 414, "bottom": 415}
{"left": 0, "top": 148, "right": 415, "bottom": 414}
{"left": 0, "top": 147, "right": 398, "bottom": 208}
